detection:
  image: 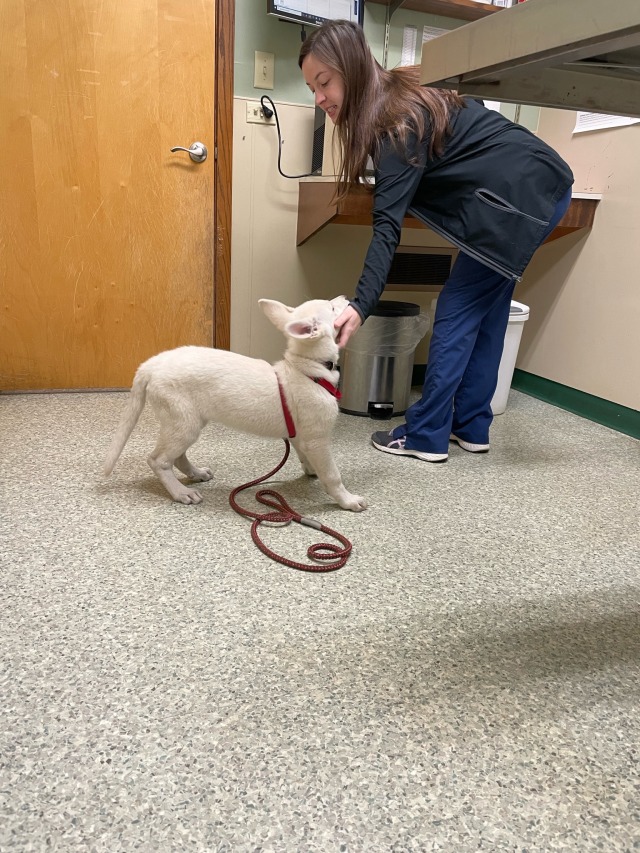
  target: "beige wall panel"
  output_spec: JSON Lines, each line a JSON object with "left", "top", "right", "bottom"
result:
{"left": 518, "top": 109, "right": 640, "bottom": 410}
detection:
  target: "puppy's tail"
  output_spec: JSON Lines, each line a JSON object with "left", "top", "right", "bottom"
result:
{"left": 103, "top": 370, "right": 148, "bottom": 476}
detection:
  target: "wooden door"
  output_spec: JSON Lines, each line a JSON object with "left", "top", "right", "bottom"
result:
{"left": 0, "top": 0, "right": 233, "bottom": 390}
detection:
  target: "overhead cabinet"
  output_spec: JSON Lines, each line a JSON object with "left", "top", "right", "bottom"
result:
{"left": 419, "top": 0, "right": 640, "bottom": 117}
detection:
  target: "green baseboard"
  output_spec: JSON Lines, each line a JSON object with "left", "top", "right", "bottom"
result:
{"left": 511, "top": 369, "right": 639, "bottom": 440}
{"left": 412, "top": 364, "right": 639, "bottom": 440}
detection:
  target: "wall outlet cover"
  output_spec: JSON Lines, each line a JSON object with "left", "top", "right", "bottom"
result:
{"left": 245, "top": 100, "right": 276, "bottom": 124}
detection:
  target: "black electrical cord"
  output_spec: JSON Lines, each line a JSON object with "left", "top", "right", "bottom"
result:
{"left": 259, "top": 94, "right": 326, "bottom": 180}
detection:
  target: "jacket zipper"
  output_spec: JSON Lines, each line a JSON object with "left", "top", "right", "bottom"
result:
{"left": 407, "top": 206, "right": 522, "bottom": 282}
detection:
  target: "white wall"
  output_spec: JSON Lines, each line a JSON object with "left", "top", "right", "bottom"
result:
{"left": 517, "top": 110, "right": 640, "bottom": 411}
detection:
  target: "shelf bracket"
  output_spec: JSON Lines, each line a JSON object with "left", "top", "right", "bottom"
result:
{"left": 382, "top": 0, "right": 406, "bottom": 68}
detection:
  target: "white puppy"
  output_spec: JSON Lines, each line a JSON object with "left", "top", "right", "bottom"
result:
{"left": 104, "top": 295, "right": 367, "bottom": 511}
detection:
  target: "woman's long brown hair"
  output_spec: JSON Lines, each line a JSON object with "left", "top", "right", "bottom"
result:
{"left": 299, "top": 20, "right": 464, "bottom": 199}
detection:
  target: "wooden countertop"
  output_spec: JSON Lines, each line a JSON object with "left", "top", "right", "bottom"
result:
{"left": 297, "top": 181, "right": 600, "bottom": 247}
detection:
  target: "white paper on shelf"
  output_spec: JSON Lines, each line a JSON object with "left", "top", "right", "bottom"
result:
{"left": 401, "top": 25, "right": 417, "bottom": 67}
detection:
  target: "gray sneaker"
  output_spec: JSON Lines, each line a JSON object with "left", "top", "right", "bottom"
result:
{"left": 371, "top": 429, "right": 448, "bottom": 463}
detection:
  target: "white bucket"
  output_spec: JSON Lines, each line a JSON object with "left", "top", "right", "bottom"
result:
{"left": 491, "top": 300, "right": 530, "bottom": 415}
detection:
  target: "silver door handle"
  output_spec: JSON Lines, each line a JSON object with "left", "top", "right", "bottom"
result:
{"left": 170, "top": 142, "right": 208, "bottom": 163}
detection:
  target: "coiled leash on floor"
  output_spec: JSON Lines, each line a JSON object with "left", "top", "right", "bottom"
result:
{"left": 229, "top": 439, "right": 352, "bottom": 573}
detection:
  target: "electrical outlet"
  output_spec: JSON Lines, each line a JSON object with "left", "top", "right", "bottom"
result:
{"left": 246, "top": 100, "right": 275, "bottom": 125}
{"left": 254, "top": 51, "right": 274, "bottom": 90}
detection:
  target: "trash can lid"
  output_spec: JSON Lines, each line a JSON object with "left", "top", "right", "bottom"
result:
{"left": 371, "top": 300, "right": 421, "bottom": 317}
{"left": 509, "top": 300, "right": 530, "bottom": 322}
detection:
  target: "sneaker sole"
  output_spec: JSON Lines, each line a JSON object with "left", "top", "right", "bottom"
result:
{"left": 450, "top": 435, "right": 490, "bottom": 453}
{"left": 372, "top": 439, "right": 448, "bottom": 463}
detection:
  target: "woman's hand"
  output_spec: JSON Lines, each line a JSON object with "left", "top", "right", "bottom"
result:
{"left": 334, "top": 305, "right": 362, "bottom": 348}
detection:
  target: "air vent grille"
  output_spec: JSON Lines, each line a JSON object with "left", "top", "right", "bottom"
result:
{"left": 387, "top": 252, "right": 452, "bottom": 287}
{"left": 311, "top": 126, "right": 324, "bottom": 175}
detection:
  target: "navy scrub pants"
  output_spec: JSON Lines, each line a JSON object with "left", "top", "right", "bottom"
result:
{"left": 397, "top": 188, "right": 573, "bottom": 454}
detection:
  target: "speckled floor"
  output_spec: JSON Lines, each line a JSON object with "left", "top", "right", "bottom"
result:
{"left": 1, "top": 388, "right": 639, "bottom": 852}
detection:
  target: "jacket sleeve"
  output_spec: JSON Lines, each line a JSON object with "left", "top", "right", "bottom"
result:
{"left": 350, "top": 132, "right": 427, "bottom": 321}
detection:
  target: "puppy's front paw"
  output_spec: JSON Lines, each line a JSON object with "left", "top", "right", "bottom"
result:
{"left": 341, "top": 494, "right": 368, "bottom": 512}
{"left": 174, "top": 487, "right": 204, "bottom": 505}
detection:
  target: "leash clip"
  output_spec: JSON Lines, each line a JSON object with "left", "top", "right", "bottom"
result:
{"left": 299, "top": 516, "right": 322, "bottom": 530}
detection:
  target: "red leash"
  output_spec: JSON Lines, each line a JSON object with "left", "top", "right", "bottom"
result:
{"left": 229, "top": 440, "right": 352, "bottom": 573}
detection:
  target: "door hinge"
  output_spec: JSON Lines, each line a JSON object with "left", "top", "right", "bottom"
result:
{"left": 214, "top": 146, "right": 218, "bottom": 161}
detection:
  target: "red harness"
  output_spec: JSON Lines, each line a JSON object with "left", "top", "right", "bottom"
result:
{"left": 278, "top": 377, "right": 341, "bottom": 439}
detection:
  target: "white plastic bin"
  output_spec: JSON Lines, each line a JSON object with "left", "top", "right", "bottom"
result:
{"left": 491, "top": 300, "right": 530, "bottom": 415}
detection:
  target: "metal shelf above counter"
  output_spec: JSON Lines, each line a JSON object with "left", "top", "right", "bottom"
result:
{"left": 419, "top": 0, "right": 640, "bottom": 117}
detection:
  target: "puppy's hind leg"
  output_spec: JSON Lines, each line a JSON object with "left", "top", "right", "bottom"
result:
{"left": 148, "top": 419, "right": 207, "bottom": 505}
{"left": 174, "top": 453, "right": 214, "bottom": 484}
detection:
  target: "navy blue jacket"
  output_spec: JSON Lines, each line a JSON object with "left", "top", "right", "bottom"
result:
{"left": 351, "top": 97, "right": 574, "bottom": 321}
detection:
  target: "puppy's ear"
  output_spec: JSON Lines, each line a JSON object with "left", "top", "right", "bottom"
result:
{"left": 285, "top": 319, "right": 318, "bottom": 339}
{"left": 259, "top": 299, "right": 293, "bottom": 332}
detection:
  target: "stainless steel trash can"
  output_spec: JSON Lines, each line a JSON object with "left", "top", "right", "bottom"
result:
{"left": 339, "top": 301, "right": 428, "bottom": 419}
